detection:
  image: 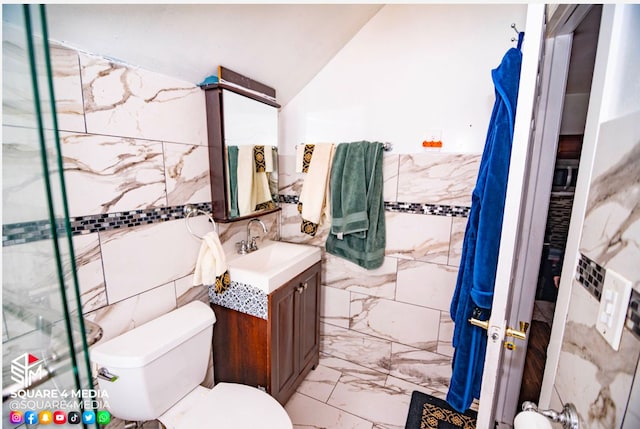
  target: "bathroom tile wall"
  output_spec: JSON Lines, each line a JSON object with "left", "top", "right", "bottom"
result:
{"left": 553, "top": 111, "right": 640, "bottom": 428}
{"left": 278, "top": 150, "right": 480, "bottom": 398}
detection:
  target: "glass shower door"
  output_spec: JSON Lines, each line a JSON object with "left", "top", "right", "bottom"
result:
{"left": 2, "top": 4, "right": 98, "bottom": 427}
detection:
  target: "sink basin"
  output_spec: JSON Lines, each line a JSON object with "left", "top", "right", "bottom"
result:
{"left": 227, "top": 240, "right": 321, "bottom": 293}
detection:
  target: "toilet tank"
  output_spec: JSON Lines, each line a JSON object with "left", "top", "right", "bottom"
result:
{"left": 90, "top": 301, "right": 216, "bottom": 422}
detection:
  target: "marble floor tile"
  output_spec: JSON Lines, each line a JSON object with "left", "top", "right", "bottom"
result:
{"left": 285, "top": 392, "right": 373, "bottom": 429}
{"left": 326, "top": 373, "right": 420, "bottom": 429}
{"left": 321, "top": 323, "right": 392, "bottom": 374}
{"left": 285, "top": 351, "right": 461, "bottom": 429}
{"left": 296, "top": 364, "right": 342, "bottom": 402}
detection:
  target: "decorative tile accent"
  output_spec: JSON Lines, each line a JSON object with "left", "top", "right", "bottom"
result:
{"left": 4, "top": 196, "right": 468, "bottom": 247}
{"left": 627, "top": 289, "right": 640, "bottom": 341}
{"left": 208, "top": 281, "right": 268, "bottom": 320}
{"left": 279, "top": 194, "right": 299, "bottom": 204}
{"left": 280, "top": 195, "right": 470, "bottom": 218}
{"left": 2, "top": 219, "right": 66, "bottom": 246}
{"left": 3, "top": 202, "right": 213, "bottom": 246}
{"left": 575, "top": 253, "right": 606, "bottom": 301}
{"left": 385, "top": 201, "right": 470, "bottom": 217}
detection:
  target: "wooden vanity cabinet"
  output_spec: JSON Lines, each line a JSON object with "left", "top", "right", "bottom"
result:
{"left": 210, "top": 261, "right": 321, "bottom": 405}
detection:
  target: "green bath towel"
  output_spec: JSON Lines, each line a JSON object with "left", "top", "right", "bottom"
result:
{"left": 326, "top": 141, "right": 385, "bottom": 269}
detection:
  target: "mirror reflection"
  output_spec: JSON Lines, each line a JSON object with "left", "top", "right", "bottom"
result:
{"left": 222, "top": 89, "right": 279, "bottom": 219}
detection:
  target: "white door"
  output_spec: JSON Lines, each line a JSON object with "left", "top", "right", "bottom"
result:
{"left": 477, "top": 4, "right": 635, "bottom": 428}
{"left": 474, "top": 5, "right": 546, "bottom": 428}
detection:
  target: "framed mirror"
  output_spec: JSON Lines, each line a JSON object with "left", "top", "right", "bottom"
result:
{"left": 202, "top": 68, "right": 281, "bottom": 222}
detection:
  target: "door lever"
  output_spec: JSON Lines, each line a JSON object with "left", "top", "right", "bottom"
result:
{"left": 506, "top": 321, "right": 529, "bottom": 341}
{"left": 469, "top": 318, "right": 529, "bottom": 342}
{"left": 468, "top": 317, "right": 489, "bottom": 330}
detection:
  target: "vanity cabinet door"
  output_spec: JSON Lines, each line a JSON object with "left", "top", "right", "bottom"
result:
{"left": 269, "top": 261, "right": 321, "bottom": 405}
{"left": 270, "top": 277, "right": 299, "bottom": 402}
{"left": 297, "top": 263, "right": 321, "bottom": 373}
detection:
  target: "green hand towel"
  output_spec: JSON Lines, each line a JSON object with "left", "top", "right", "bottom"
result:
{"left": 227, "top": 145, "right": 239, "bottom": 218}
{"left": 326, "top": 141, "right": 385, "bottom": 269}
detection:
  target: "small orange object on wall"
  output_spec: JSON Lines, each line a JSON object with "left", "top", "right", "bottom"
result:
{"left": 422, "top": 140, "right": 443, "bottom": 148}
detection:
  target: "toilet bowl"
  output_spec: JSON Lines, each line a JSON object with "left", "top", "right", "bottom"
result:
{"left": 90, "top": 301, "right": 292, "bottom": 429}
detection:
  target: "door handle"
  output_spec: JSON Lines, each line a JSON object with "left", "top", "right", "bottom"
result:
{"left": 506, "top": 321, "right": 529, "bottom": 341}
{"left": 468, "top": 317, "right": 490, "bottom": 330}
{"left": 468, "top": 318, "right": 529, "bottom": 341}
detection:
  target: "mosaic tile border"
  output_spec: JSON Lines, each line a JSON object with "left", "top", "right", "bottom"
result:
{"left": 2, "top": 202, "right": 213, "bottom": 247}
{"left": 575, "top": 253, "right": 606, "bottom": 301}
{"left": 2, "top": 218, "right": 67, "bottom": 247}
{"left": 208, "top": 281, "right": 268, "bottom": 320}
{"left": 279, "top": 195, "right": 471, "bottom": 218}
{"left": 627, "top": 289, "right": 640, "bottom": 341}
{"left": 384, "top": 201, "right": 470, "bottom": 217}
{"left": 4, "top": 195, "right": 469, "bottom": 247}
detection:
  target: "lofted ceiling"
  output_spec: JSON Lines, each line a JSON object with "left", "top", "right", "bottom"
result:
{"left": 45, "top": 4, "right": 384, "bottom": 106}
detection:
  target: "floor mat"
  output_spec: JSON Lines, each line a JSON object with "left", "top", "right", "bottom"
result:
{"left": 405, "top": 390, "right": 477, "bottom": 429}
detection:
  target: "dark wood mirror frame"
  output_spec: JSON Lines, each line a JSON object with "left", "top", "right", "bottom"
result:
{"left": 201, "top": 67, "right": 281, "bottom": 222}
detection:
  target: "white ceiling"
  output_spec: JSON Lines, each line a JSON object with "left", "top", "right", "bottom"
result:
{"left": 45, "top": 4, "right": 384, "bottom": 106}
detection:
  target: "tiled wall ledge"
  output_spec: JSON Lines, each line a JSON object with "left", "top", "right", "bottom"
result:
{"left": 4, "top": 198, "right": 470, "bottom": 247}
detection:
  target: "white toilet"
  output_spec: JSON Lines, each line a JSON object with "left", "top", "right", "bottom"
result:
{"left": 90, "top": 301, "right": 293, "bottom": 429}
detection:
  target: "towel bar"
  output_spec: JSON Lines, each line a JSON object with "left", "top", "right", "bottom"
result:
{"left": 296, "top": 142, "right": 392, "bottom": 151}
{"left": 184, "top": 204, "right": 218, "bottom": 238}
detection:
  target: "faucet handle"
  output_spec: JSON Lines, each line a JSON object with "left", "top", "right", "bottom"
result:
{"left": 236, "top": 240, "right": 249, "bottom": 254}
{"left": 248, "top": 236, "right": 258, "bottom": 251}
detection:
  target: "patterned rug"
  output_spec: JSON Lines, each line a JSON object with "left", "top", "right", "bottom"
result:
{"left": 405, "top": 391, "right": 478, "bottom": 429}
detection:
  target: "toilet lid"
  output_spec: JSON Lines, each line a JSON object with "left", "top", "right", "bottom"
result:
{"left": 160, "top": 383, "right": 292, "bottom": 429}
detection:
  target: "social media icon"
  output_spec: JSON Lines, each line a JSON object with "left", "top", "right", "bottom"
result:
{"left": 9, "top": 411, "right": 23, "bottom": 424}
{"left": 53, "top": 410, "right": 67, "bottom": 424}
{"left": 97, "top": 410, "right": 111, "bottom": 425}
{"left": 82, "top": 410, "right": 95, "bottom": 424}
{"left": 39, "top": 410, "right": 53, "bottom": 425}
{"left": 24, "top": 411, "right": 38, "bottom": 425}
{"left": 67, "top": 411, "right": 81, "bottom": 425}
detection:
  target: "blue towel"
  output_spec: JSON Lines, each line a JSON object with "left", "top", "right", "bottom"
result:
{"left": 447, "top": 36, "right": 523, "bottom": 412}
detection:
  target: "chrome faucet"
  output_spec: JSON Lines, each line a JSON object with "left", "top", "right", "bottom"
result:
{"left": 238, "top": 218, "right": 268, "bottom": 254}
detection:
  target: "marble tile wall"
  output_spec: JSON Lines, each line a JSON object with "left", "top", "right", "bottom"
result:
{"left": 1, "top": 41, "right": 285, "bottom": 369}
{"left": 278, "top": 149, "right": 480, "bottom": 397}
{"left": 554, "top": 111, "right": 640, "bottom": 428}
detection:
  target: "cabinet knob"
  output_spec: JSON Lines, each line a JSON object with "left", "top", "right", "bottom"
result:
{"left": 296, "top": 282, "right": 308, "bottom": 294}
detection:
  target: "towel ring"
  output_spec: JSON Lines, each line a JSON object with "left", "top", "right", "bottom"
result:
{"left": 184, "top": 204, "right": 218, "bottom": 238}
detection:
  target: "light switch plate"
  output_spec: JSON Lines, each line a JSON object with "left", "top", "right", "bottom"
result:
{"left": 596, "top": 269, "right": 632, "bottom": 350}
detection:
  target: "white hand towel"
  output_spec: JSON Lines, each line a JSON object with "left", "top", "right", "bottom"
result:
{"left": 299, "top": 143, "right": 335, "bottom": 225}
{"left": 264, "top": 145, "right": 274, "bottom": 173}
{"left": 193, "top": 231, "right": 230, "bottom": 293}
{"left": 253, "top": 171, "right": 273, "bottom": 207}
